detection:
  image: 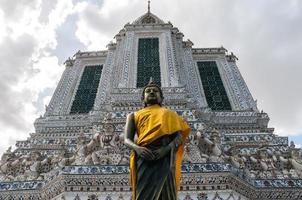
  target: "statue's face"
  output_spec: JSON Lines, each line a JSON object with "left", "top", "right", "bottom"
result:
{"left": 143, "top": 86, "right": 162, "bottom": 106}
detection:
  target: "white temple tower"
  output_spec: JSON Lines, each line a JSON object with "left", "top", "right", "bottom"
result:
{"left": 0, "top": 6, "right": 301, "bottom": 200}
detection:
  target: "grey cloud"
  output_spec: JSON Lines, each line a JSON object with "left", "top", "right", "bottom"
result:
{"left": 0, "top": 84, "right": 33, "bottom": 130}
{"left": 73, "top": 0, "right": 104, "bottom": 7}
{"left": 77, "top": 2, "right": 146, "bottom": 38}
{"left": 78, "top": 4, "right": 116, "bottom": 37}
{"left": 0, "top": 34, "right": 36, "bottom": 84}
{"left": 32, "top": 87, "right": 55, "bottom": 115}
{"left": 38, "top": 0, "right": 59, "bottom": 23}
{"left": 0, "top": 34, "right": 36, "bottom": 130}
{"left": 54, "top": 14, "right": 86, "bottom": 63}
{"left": 0, "top": 0, "right": 40, "bottom": 22}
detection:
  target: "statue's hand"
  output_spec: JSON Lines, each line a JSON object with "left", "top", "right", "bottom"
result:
{"left": 135, "top": 146, "right": 155, "bottom": 160}
{"left": 153, "top": 146, "right": 170, "bottom": 160}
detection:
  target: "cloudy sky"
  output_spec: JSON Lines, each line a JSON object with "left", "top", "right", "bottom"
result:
{"left": 0, "top": 0, "right": 301, "bottom": 154}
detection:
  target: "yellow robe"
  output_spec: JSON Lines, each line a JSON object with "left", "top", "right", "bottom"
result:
{"left": 130, "top": 104, "right": 191, "bottom": 199}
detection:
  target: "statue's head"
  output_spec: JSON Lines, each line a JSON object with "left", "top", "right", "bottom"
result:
{"left": 141, "top": 80, "right": 164, "bottom": 107}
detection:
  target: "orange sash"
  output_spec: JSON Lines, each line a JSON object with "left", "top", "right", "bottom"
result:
{"left": 130, "top": 105, "right": 190, "bottom": 199}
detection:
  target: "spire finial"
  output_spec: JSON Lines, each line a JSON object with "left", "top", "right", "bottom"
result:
{"left": 148, "top": 0, "right": 150, "bottom": 13}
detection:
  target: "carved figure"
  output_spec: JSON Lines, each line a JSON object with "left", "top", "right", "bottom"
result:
{"left": 196, "top": 131, "right": 210, "bottom": 162}
{"left": 208, "top": 129, "right": 224, "bottom": 162}
{"left": 22, "top": 151, "right": 43, "bottom": 180}
{"left": 184, "top": 133, "right": 205, "bottom": 163}
{"left": 229, "top": 154, "right": 245, "bottom": 169}
{"left": 124, "top": 81, "right": 191, "bottom": 200}
{"left": 72, "top": 132, "right": 89, "bottom": 165}
{"left": 279, "top": 142, "right": 302, "bottom": 173}
{"left": 196, "top": 129, "right": 224, "bottom": 162}
{"left": 257, "top": 147, "right": 276, "bottom": 171}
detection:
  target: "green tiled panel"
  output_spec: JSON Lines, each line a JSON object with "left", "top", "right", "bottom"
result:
{"left": 197, "top": 61, "right": 232, "bottom": 111}
{"left": 136, "top": 38, "right": 161, "bottom": 87}
{"left": 70, "top": 65, "right": 103, "bottom": 114}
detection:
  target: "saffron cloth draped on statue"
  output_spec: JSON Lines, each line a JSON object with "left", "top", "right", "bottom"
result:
{"left": 130, "top": 105, "right": 190, "bottom": 200}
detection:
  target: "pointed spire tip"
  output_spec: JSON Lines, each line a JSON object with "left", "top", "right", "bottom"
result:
{"left": 148, "top": 0, "right": 150, "bottom": 13}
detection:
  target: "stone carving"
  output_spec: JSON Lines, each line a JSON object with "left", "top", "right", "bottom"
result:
{"left": 278, "top": 142, "right": 302, "bottom": 173}
{"left": 62, "top": 120, "right": 130, "bottom": 166}
{"left": 225, "top": 142, "right": 302, "bottom": 180}
{"left": 183, "top": 138, "right": 207, "bottom": 163}
{"left": 0, "top": 147, "right": 15, "bottom": 179}
{"left": 196, "top": 128, "right": 224, "bottom": 163}
{"left": 227, "top": 151, "right": 246, "bottom": 170}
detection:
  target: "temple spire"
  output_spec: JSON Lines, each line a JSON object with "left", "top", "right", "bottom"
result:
{"left": 148, "top": 0, "right": 150, "bottom": 13}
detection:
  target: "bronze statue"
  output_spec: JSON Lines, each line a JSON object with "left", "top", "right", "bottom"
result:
{"left": 124, "top": 81, "right": 190, "bottom": 200}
